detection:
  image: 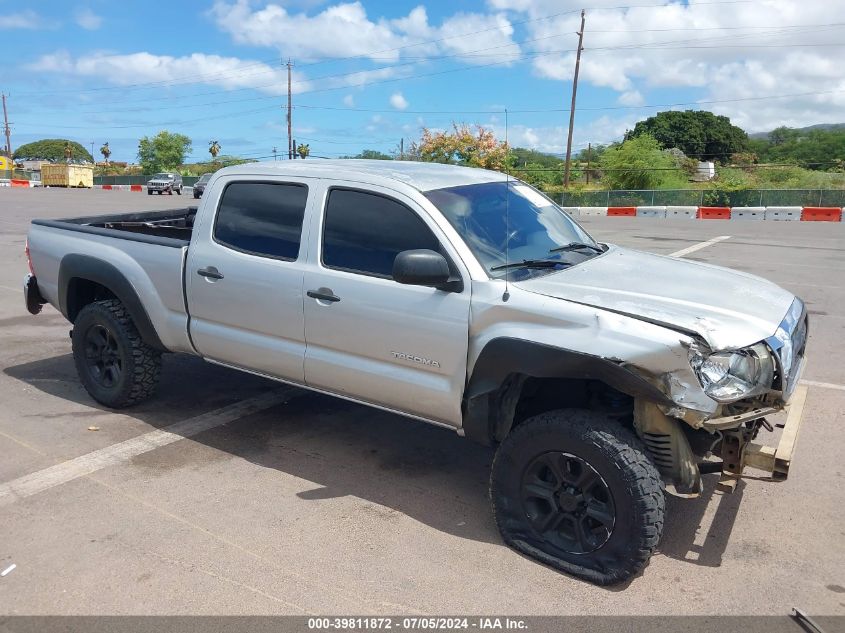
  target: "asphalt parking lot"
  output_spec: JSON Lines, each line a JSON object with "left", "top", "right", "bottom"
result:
{"left": 0, "top": 188, "right": 843, "bottom": 616}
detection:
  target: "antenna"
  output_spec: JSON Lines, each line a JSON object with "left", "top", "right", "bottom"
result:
{"left": 503, "top": 108, "right": 510, "bottom": 303}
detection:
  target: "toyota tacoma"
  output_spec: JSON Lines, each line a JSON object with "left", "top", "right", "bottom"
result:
{"left": 24, "top": 160, "right": 808, "bottom": 584}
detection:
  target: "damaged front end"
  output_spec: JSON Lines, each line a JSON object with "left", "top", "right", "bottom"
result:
{"left": 632, "top": 298, "right": 809, "bottom": 496}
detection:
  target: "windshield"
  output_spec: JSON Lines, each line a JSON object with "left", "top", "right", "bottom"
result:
{"left": 424, "top": 181, "right": 597, "bottom": 276}
{"left": 198, "top": 174, "right": 211, "bottom": 182}
{"left": 152, "top": 173, "right": 172, "bottom": 179}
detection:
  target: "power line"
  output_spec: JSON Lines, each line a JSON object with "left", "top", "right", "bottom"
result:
{"left": 17, "top": 85, "right": 845, "bottom": 131}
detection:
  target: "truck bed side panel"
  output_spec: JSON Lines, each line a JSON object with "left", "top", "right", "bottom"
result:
{"left": 27, "top": 224, "right": 193, "bottom": 354}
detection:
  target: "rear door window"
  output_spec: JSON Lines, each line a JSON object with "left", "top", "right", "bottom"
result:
{"left": 214, "top": 182, "right": 308, "bottom": 260}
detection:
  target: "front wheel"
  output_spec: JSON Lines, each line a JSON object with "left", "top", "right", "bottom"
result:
{"left": 491, "top": 409, "right": 664, "bottom": 585}
{"left": 176, "top": 187, "right": 182, "bottom": 195}
{"left": 72, "top": 299, "right": 162, "bottom": 408}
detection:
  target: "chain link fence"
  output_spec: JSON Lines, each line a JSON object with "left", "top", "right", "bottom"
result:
{"left": 558, "top": 189, "right": 845, "bottom": 207}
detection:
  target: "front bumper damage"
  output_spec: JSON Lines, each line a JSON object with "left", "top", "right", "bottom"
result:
{"left": 713, "top": 383, "right": 808, "bottom": 492}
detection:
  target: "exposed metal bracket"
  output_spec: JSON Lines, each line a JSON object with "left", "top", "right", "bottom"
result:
{"left": 716, "top": 384, "right": 808, "bottom": 489}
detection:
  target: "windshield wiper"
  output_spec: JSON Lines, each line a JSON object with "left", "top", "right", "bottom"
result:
{"left": 491, "top": 259, "right": 571, "bottom": 272}
{"left": 549, "top": 242, "right": 604, "bottom": 254}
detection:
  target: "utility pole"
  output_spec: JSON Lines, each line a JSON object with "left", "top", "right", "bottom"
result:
{"left": 286, "top": 59, "right": 293, "bottom": 160}
{"left": 563, "top": 9, "right": 585, "bottom": 189}
{"left": 400, "top": 138, "right": 404, "bottom": 160}
{"left": 272, "top": 146, "right": 278, "bottom": 161}
{"left": 586, "top": 142, "right": 591, "bottom": 185}
{"left": 90, "top": 141, "right": 95, "bottom": 163}
{"left": 2, "top": 94, "right": 11, "bottom": 157}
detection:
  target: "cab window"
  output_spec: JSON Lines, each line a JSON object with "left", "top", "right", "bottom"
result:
{"left": 321, "top": 188, "right": 440, "bottom": 278}
{"left": 214, "top": 182, "right": 308, "bottom": 260}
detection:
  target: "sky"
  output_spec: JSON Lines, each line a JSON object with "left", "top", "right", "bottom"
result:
{"left": 2, "top": 0, "right": 844, "bottom": 163}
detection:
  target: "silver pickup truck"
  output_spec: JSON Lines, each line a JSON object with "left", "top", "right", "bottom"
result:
{"left": 24, "top": 160, "right": 808, "bottom": 585}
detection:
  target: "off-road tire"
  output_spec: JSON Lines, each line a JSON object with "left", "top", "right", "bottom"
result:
{"left": 491, "top": 409, "right": 664, "bottom": 585}
{"left": 71, "top": 299, "right": 162, "bottom": 408}
{"left": 193, "top": 191, "right": 200, "bottom": 199}
{"left": 147, "top": 189, "right": 152, "bottom": 195}
{"left": 176, "top": 187, "right": 182, "bottom": 195}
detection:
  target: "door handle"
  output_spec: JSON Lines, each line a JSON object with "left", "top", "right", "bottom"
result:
{"left": 307, "top": 289, "right": 341, "bottom": 303}
{"left": 197, "top": 266, "right": 224, "bottom": 280}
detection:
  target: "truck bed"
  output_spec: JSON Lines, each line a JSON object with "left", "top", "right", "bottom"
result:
{"left": 32, "top": 208, "right": 197, "bottom": 245}
{"left": 28, "top": 207, "right": 196, "bottom": 355}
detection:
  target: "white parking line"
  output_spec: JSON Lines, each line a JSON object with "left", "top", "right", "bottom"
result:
{"left": 0, "top": 388, "right": 298, "bottom": 506}
{"left": 801, "top": 379, "right": 845, "bottom": 392}
{"left": 669, "top": 235, "right": 731, "bottom": 258}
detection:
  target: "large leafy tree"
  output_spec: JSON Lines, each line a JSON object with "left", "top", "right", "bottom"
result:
{"left": 628, "top": 110, "right": 748, "bottom": 162}
{"left": 418, "top": 123, "right": 510, "bottom": 171}
{"left": 13, "top": 139, "right": 93, "bottom": 162}
{"left": 599, "top": 134, "right": 678, "bottom": 189}
{"left": 137, "top": 131, "right": 192, "bottom": 173}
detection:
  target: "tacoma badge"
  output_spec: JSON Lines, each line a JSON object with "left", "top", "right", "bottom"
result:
{"left": 391, "top": 351, "right": 441, "bottom": 368}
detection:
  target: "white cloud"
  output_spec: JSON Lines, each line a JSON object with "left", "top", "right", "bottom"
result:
{"left": 211, "top": 1, "right": 520, "bottom": 65}
{"left": 75, "top": 8, "right": 102, "bottom": 30}
{"left": 488, "top": 0, "right": 845, "bottom": 131}
{"left": 0, "top": 10, "right": 50, "bottom": 29}
{"left": 389, "top": 92, "right": 408, "bottom": 110}
{"left": 27, "top": 51, "right": 312, "bottom": 96}
{"left": 618, "top": 90, "right": 643, "bottom": 107}
{"left": 343, "top": 94, "right": 355, "bottom": 107}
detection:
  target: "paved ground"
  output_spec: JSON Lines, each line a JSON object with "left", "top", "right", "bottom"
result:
{"left": 0, "top": 188, "right": 843, "bottom": 616}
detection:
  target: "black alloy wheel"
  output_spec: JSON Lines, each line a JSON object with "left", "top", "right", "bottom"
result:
{"left": 521, "top": 451, "right": 615, "bottom": 554}
{"left": 71, "top": 299, "right": 162, "bottom": 408}
{"left": 83, "top": 324, "right": 123, "bottom": 389}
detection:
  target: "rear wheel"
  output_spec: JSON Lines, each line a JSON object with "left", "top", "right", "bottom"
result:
{"left": 491, "top": 409, "right": 664, "bottom": 585}
{"left": 72, "top": 299, "right": 162, "bottom": 408}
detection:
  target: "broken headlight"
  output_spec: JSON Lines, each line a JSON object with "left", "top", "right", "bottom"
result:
{"left": 689, "top": 343, "right": 774, "bottom": 403}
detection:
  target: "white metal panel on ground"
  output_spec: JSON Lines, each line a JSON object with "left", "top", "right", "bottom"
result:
{"left": 730, "top": 207, "right": 766, "bottom": 220}
{"left": 666, "top": 206, "right": 697, "bottom": 218}
{"left": 636, "top": 206, "right": 667, "bottom": 218}
{"left": 578, "top": 207, "right": 608, "bottom": 216}
{"left": 765, "top": 207, "right": 802, "bottom": 221}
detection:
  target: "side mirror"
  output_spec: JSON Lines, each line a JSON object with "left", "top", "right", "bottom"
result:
{"left": 393, "top": 249, "right": 453, "bottom": 289}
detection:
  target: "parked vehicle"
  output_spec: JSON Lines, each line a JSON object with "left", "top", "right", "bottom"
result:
{"left": 193, "top": 173, "right": 212, "bottom": 199}
{"left": 146, "top": 172, "right": 182, "bottom": 195}
{"left": 24, "top": 160, "right": 808, "bottom": 585}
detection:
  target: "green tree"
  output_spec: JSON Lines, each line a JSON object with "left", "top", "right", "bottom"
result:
{"left": 599, "top": 134, "right": 678, "bottom": 189}
{"left": 13, "top": 139, "right": 93, "bottom": 162}
{"left": 297, "top": 143, "right": 310, "bottom": 159}
{"left": 510, "top": 147, "right": 562, "bottom": 169}
{"left": 754, "top": 127, "right": 845, "bottom": 169}
{"left": 137, "top": 131, "right": 192, "bottom": 173}
{"left": 208, "top": 140, "right": 221, "bottom": 159}
{"left": 99, "top": 142, "right": 111, "bottom": 164}
{"left": 347, "top": 149, "right": 393, "bottom": 160}
{"left": 628, "top": 110, "right": 748, "bottom": 162}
